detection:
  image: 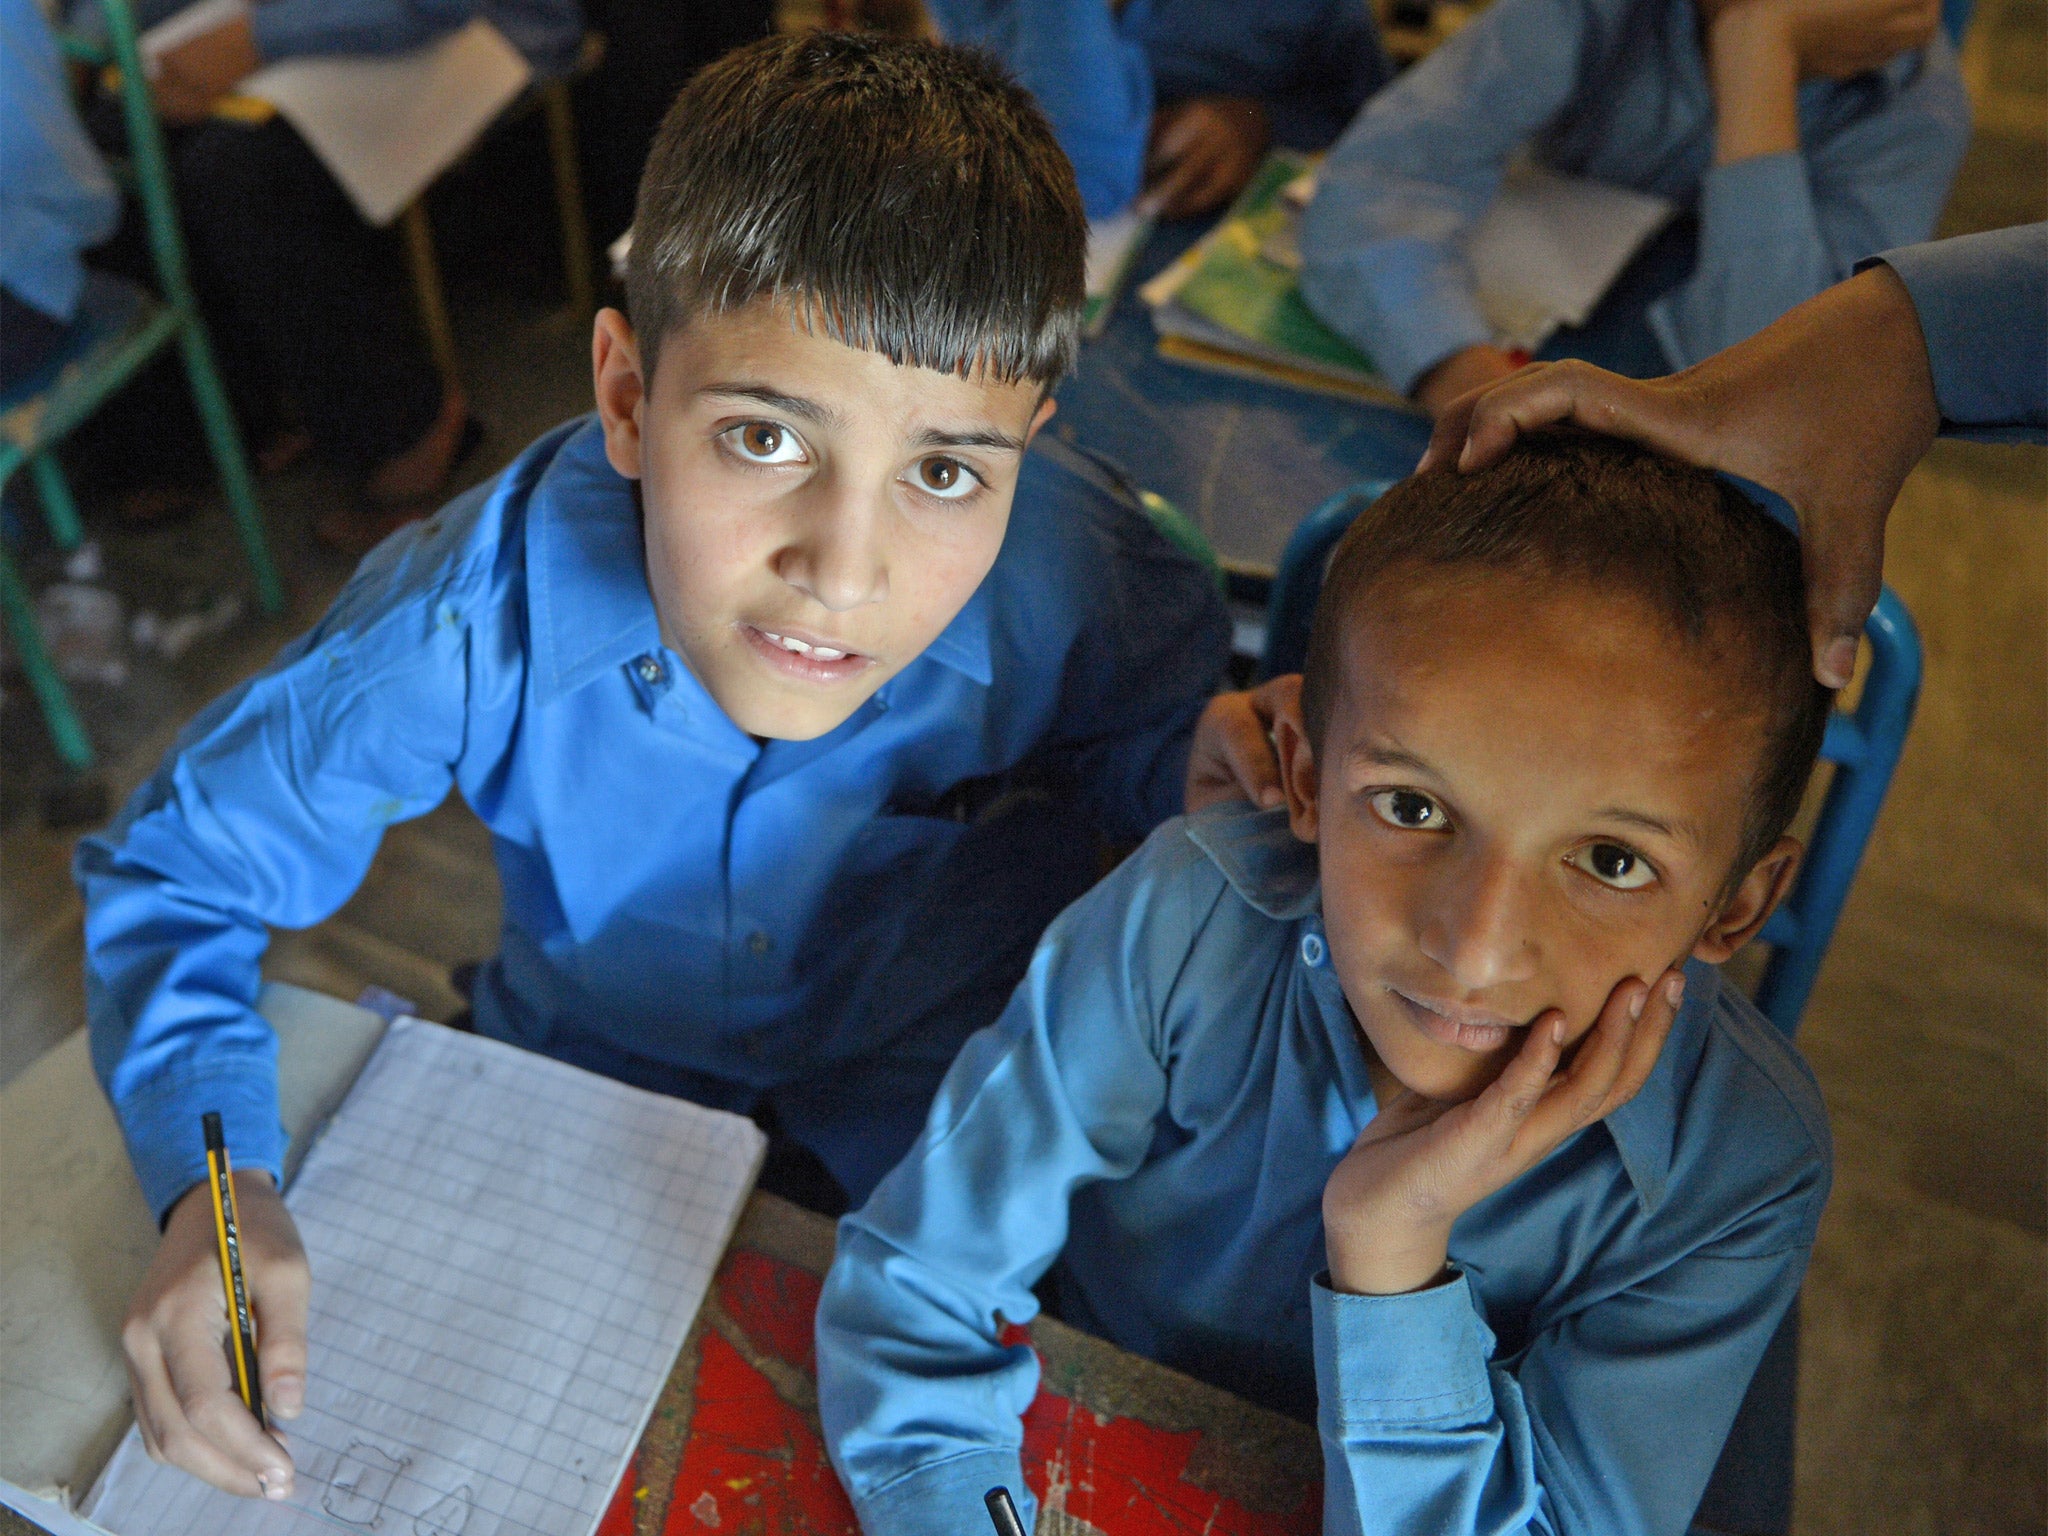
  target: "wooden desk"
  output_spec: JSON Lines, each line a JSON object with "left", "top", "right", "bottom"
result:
{"left": 0, "top": 990, "right": 1318, "bottom": 1535}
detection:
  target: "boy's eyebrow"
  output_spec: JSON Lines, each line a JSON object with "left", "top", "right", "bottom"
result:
{"left": 1350, "top": 744, "right": 1440, "bottom": 778}
{"left": 1591, "top": 806, "right": 1700, "bottom": 847}
{"left": 699, "top": 384, "right": 848, "bottom": 429}
{"left": 908, "top": 425, "right": 1030, "bottom": 455}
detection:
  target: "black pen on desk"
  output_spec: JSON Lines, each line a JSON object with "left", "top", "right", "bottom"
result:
{"left": 985, "top": 1486, "right": 1029, "bottom": 1536}
{"left": 202, "top": 1111, "right": 266, "bottom": 1428}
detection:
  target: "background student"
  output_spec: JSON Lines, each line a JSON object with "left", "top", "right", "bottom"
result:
{"left": 924, "top": 0, "right": 1390, "bottom": 218}
{"left": 1, "top": 0, "right": 120, "bottom": 397}
{"left": 71, "top": 0, "right": 583, "bottom": 550}
{"left": 1298, "top": 0, "right": 1972, "bottom": 415}
{"left": 82, "top": 33, "right": 1229, "bottom": 1499}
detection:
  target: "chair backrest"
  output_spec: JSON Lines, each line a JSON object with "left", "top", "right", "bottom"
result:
{"left": 1259, "top": 479, "right": 1922, "bottom": 1036}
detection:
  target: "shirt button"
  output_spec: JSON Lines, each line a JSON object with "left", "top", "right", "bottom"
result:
{"left": 633, "top": 654, "right": 665, "bottom": 685}
{"left": 1300, "top": 932, "right": 1327, "bottom": 968}
{"left": 747, "top": 931, "right": 772, "bottom": 956}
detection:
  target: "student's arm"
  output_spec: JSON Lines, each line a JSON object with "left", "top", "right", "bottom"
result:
{"left": 1873, "top": 222, "right": 2048, "bottom": 438}
{"left": 1645, "top": 25, "right": 1970, "bottom": 369}
{"left": 1296, "top": 0, "right": 1593, "bottom": 401}
{"left": 817, "top": 835, "right": 1200, "bottom": 1535}
{"left": 922, "top": 0, "right": 1153, "bottom": 218}
{"left": 75, "top": 523, "right": 480, "bottom": 1492}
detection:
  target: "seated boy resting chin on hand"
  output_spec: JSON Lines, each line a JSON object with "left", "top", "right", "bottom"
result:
{"left": 79, "top": 32, "right": 1231, "bottom": 1503}
{"left": 818, "top": 434, "right": 1836, "bottom": 1536}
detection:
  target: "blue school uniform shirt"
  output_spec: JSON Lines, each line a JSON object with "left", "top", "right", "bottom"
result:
{"left": 1297, "top": 0, "right": 1971, "bottom": 395}
{"left": 82, "top": 0, "right": 583, "bottom": 76}
{"left": 1870, "top": 223, "right": 2048, "bottom": 443}
{"left": 926, "top": 0, "right": 1388, "bottom": 217}
{"left": 0, "top": 0, "right": 119, "bottom": 324}
{"left": 77, "top": 417, "right": 1229, "bottom": 1224}
{"left": 817, "top": 805, "right": 1832, "bottom": 1536}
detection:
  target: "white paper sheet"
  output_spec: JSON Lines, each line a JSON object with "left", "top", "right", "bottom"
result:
{"left": 85, "top": 1018, "right": 765, "bottom": 1536}
{"left": 140, "top": 5, "right": 531, "bottom": 226}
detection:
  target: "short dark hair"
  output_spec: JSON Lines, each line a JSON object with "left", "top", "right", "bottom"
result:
{"left": 625, "top": 31, "right": 1085, "bottom": 385}
{"left": 1299, "top": 434, "right": 1833, "bottom": 887}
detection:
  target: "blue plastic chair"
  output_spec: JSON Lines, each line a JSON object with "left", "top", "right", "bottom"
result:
{"left": 1259, "top": 477, "right": 1924, "bottom": 1038}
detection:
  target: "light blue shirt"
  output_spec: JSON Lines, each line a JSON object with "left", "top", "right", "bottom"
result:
{"left": 79, "top": 0, "right": 583, "bottom": 76}
{"left": 926, "top": 0, "right": 1387, "bottom": 218}
{"left": 1298, "top": 0, "right": 1971, "bottom": 394}
{"left": 1871, "top": 223, "right": 2048, "bottom": 443}
{"left": 78, "top": 417, "right": 1229, "bottom": 1223}
{"left": 0, "top": 0, "right": 119, "bottom": 322}
{"left": 818, "top": 804, "right": 1832, "bottom": 1536}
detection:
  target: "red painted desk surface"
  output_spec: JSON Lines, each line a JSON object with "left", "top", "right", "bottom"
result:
{"left": 595, "top": 1196, "right": 1322, "bottom": 1536}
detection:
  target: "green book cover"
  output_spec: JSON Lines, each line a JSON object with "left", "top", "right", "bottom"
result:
{"left": 1171, "top": 154, "right": 1385, "bottom": 381}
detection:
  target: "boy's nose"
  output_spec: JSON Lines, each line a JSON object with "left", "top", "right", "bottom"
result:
{"left": 777, "top": 487, "right": 889, "bottom": 612}
{"left": 1415, "top": 848, "right": 1539, "bottom": 993}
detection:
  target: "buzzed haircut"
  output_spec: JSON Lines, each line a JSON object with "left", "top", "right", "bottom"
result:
{"left": 625, "top": 31, "right": 1086, "bottom": 386}
{"left": 1299, "top": 434, "right": 1833, "bottom": 885}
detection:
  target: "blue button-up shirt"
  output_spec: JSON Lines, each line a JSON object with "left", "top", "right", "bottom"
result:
{"left": 1298, "top": 0, "right": 1971, "bottom": 394}
{"left": 926, "top": 0, "right": 1388, "bottom": 218}
{"left": 81, "top": 0, "right": 583, "bottom": 77}
{"left": 1871, "top": 223, "right": 2048, "bottom": 443}
{"left": 0, "top": 0, "right": 119, "bottom": 324}
{"left": 818, "top": 804, "right": 1831, "bottom": 1536}
{"left": 78, "top": 417, "right": 1228, "bottom": 1223}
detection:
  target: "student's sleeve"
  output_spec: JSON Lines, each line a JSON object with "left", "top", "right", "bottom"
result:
{"left": 1646, "top": 38, "right": 1972, "bottom": 371}
{"left": 922, "top": 0, "right": 1153, "bottom": 218}
{"left": 1039, "top": 467, "right": 1231, "bottom": 841}
{"left": 1314, "top": 1155, "right": 1829, "bottom": 1534}
{"left": 1865, "top": 222, "right": 2048, "bottom": 442}
{"left": 74, "top": 531, "right": 478, "bottom": 1223}
{"left": 1296, "top": 0, "right": 1595, "bottom": 396}
{"left": 816, "top": 831, "right": 1207, "bottom": 1536}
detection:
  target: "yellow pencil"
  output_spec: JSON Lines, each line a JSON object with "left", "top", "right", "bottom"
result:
{"left": 202, "top": 1112, "right": 266, "bottom": 1427}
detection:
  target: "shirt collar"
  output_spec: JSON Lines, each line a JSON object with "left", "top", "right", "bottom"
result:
{"left": 1185, "top": 802, "right": 1707, "bottom": 1216}
{"left": 526, "top": 418, "right": 664, "bottom": 707}
{"left": 915, "top": 581, "right": 993, "bottom": 687}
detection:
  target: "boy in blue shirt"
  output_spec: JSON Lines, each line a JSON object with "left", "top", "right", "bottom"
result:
{"left": 1297, "top": 0, "right": 1971, "bottom": 415}
{"left": 818, "top": 435, "right": 1834, "bottom": 1534}
{"left": 82, "top": 33, "right": 1229, "bottom": 1501}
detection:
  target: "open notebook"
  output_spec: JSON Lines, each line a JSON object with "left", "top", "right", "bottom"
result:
{"left": 139, "top": 0, "right": 531, "bottom": 226}
{"left": 85, "top": 1018, "right": 765, "bottom": 1536}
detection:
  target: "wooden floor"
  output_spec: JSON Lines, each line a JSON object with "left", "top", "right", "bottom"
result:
{"left": 3, "top": 45, "right": 2043, "bottom": 1536}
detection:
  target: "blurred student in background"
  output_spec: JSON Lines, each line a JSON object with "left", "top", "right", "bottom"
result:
{"left": 1300, "top": 0, "right": 1971, "bottom": 416}
{"left": 926, "top": 0, "right": 1390, "bottom": 219}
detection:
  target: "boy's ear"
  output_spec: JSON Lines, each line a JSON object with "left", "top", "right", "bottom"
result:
{"left": 1692, "top": 836, "right": 1803, "bottom": 964}
{"left": 1024, "top": 394, "right": 1057, "bottom": 443}
{"left": 592, "top": 308, "right": 646, "bottom": 481}
{"left": 1272, "top": 689, "right": 1320, "bottom": 845}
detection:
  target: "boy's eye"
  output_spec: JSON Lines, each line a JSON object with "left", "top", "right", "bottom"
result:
{"left": 1568, "top": 842, "right": 1658, "bottom": 890}
{"left": 726, "top": 422, "right": 806, "bottom": 464}
{"left": 909, "top": 455, "right": 981, "bottom": 501}
{"left": 1367, "top": 789, "right": 1449, "bottom": 831}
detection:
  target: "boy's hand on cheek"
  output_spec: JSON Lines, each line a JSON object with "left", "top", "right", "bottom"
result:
{"left": 1323, "top": 969, "right": 1684, "bottom": 1296}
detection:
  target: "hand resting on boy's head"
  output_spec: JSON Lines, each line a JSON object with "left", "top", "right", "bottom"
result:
{"left": 123, "top": 1170, "right": 306, "bottom": 1499}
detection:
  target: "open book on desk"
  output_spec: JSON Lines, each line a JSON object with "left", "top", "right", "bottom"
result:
{"left": 85, "top": 1018, "right": 765, "bottom": 1536}
{"left": 1144, "top": 151, "right": 1673, "bottom": 405}
{"left": 140, "top": 0, "right": 531, "bottom": 225}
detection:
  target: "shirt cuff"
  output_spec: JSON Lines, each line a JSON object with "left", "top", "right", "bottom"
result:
{"left": 1862, "top": 225, "right": 2048, "bottom": 436}
{"left": 848, "top": 1448, "right": 1032, "bottom": 1536}
{"left": 1310, "top": 1269, "right": 1495, "bottom": 1432}
{"left": 117, "top": 1063, "right": 288, "bottom": 1225}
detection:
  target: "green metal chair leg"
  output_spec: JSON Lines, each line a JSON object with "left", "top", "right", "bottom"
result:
{"left": 174, "top": 308, "right": 282, "bottom": 614}
{"left": 28, "top": 452, "right": 86, "bottom": 551}
{"left": 0, "top": 540, "right": 95, "bottom": 770}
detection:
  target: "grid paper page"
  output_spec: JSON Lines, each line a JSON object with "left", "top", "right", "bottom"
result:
{"left": 87, "top": 1017, "right": 765, "bottom": 1536}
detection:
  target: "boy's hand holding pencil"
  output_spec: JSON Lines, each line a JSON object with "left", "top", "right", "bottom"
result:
{"left": 121, "top": 1145, "right": 308, "bottom": 1499}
